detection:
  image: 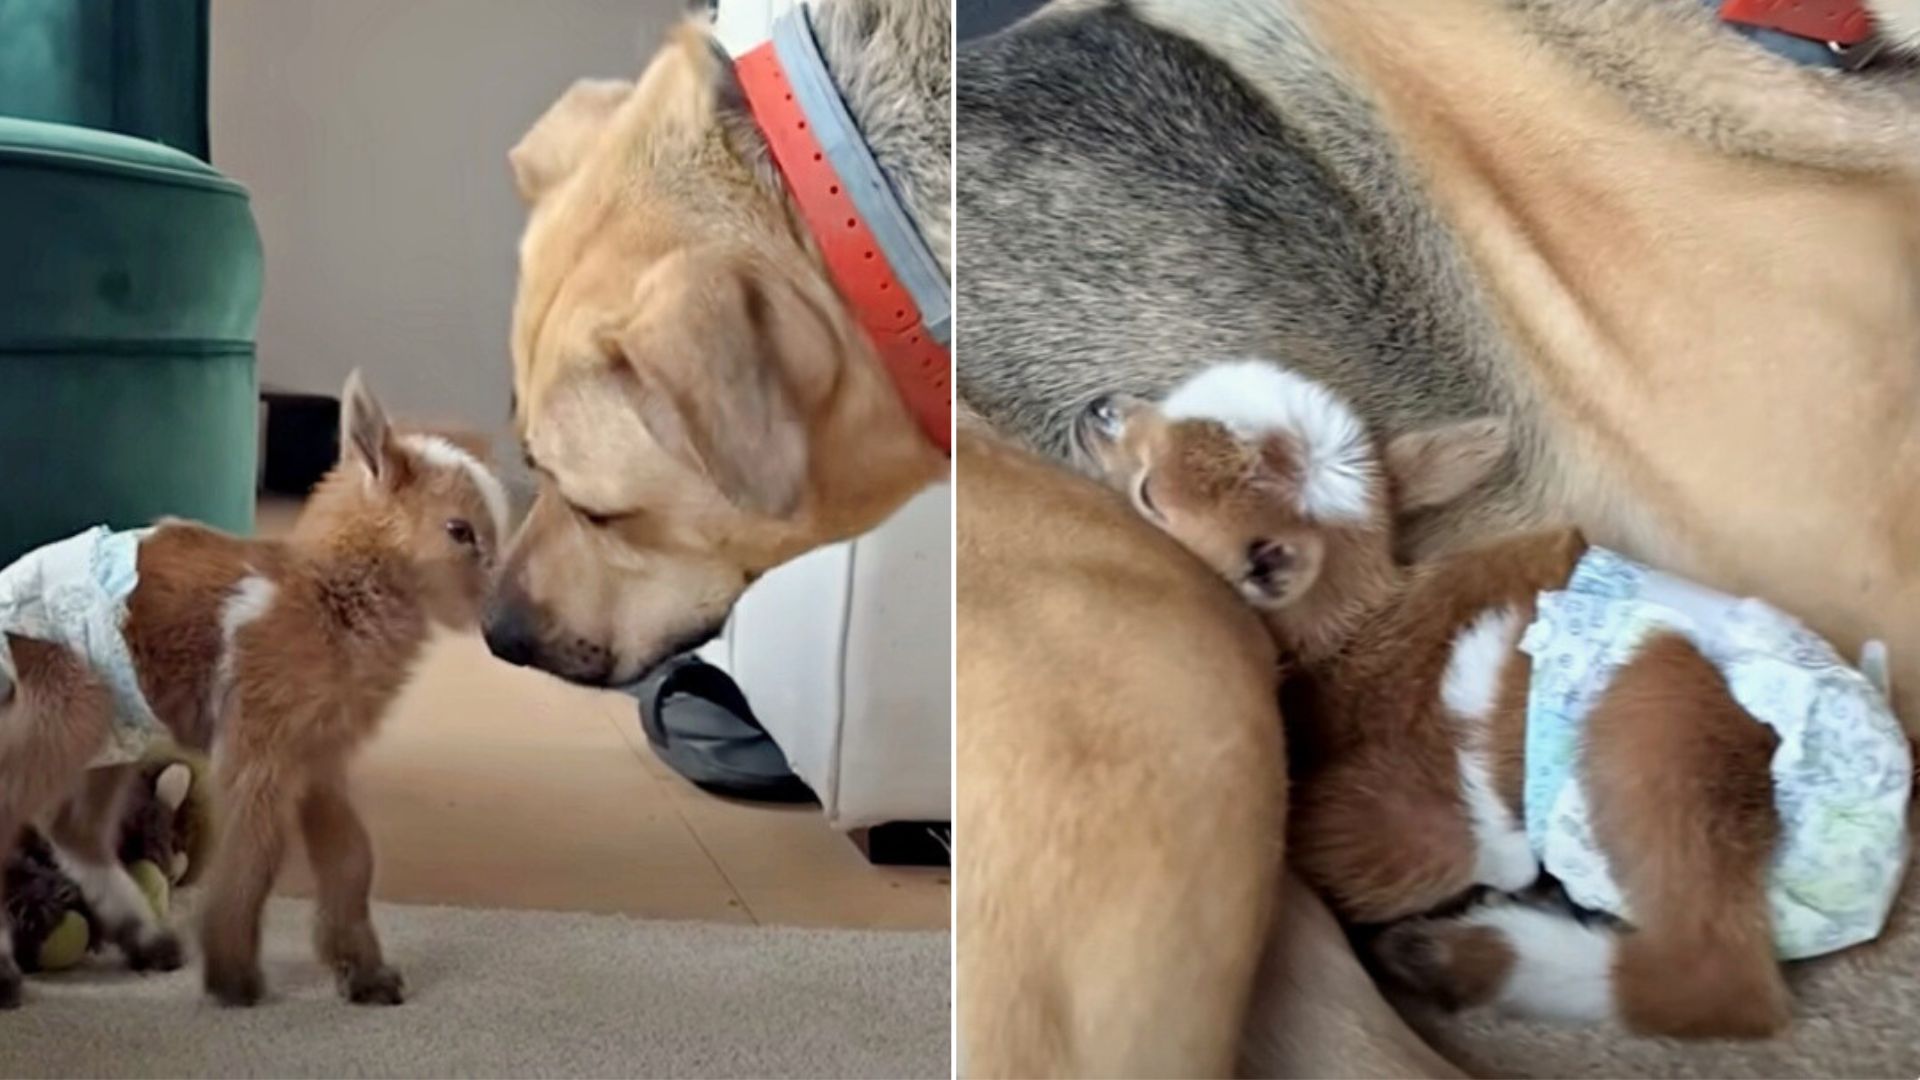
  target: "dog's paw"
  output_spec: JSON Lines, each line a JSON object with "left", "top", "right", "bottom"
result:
{"left": 341, "top": 964, "right": 406, "bottom": 1006}
{"left": 205, "top": 962, "right": 266, "bottom": 1007}
{"left": 0, "top": 961, "right": 21, "bottom": 1010}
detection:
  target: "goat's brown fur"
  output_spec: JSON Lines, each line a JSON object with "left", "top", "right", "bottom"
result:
{"left": 1285, "top": 530, "right": 1583, "bottom": 923}
{"left": 1586, "top": 632, "right": 1789, "bottom": 1037}
{"left": 1081, "top": 367, "right": 1799, "bottom": 1038}
{"left": 0, "top": 372, "right": 502, "bottom": 1009}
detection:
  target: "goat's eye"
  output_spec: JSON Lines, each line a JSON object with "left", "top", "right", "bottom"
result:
{"left": 1247, "top": 539, "right": 1293, "bottom": 581}
{"left": 1087, "top": 396, "right": 1122, "bottom": 435}
{"left": 1134, "top": 474, "right": 1163, "bottom": 520}
{"left": 445, "top": 519, "right": 477, "bottom": 547}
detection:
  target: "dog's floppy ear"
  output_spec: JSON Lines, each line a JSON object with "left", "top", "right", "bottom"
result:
{"left": 341, "top": 369, "right": 409, "bottom": 489}
{"left": 1383, "top": 417, "right": 1509, "bottom": 513}
{"left": 601, "top": 253, "right": 827, "bottom": 518}
{"left": 509, "top": 78, "right": 634, "bottom": 205}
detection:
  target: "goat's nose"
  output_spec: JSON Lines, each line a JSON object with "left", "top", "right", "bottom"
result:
{"left": 482, "top": 601, "right": 540, "bottom": 668}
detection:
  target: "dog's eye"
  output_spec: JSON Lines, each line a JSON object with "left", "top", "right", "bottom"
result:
{"left": 1134, "top": 474, "right": 1163, "bottom": 520}
{"left": 445, "top": 519, "right": 477, "bottom": 547}
{"left": 580, "top": 508, "right": 617, "bottom": 528}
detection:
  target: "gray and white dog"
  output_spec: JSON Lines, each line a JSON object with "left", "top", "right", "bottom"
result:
{"left": 959, "top": 0, "right": 1920, "bottom": 1076}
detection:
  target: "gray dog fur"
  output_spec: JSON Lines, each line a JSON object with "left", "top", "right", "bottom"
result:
{"left": 958, "top": 0, "right": 1920, "bottom": 1075}
{"left": 958, "top": 0, "right": 1538, "bottom": 557}
{"left": 811, "top": 0, "right": 953, "bottom": 276}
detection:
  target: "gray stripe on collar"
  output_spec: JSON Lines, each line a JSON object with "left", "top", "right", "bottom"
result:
{"left": 772, "top": 5, "right": 951, "bottom": 345}
{"left": 1702, "top": 0, "right": 1851, "bottom": 68}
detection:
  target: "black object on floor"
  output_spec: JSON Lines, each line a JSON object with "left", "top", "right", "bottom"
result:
{"left": 853, "top": 822, "right": 951, "bottom": 868}
{"left": 629, "top": 656, "right": 816, "bottom": 804}
{"left": 260, "top": 389, "right": 339, "bottom": 496}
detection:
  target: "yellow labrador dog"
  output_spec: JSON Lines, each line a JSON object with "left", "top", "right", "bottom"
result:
{"left": 491, "top": 0, "right": 948, "bottom": 685}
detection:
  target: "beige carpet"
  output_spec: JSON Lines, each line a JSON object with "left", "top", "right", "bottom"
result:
{"left": 0, "top": 898, "right": 950, "bottom": 1079}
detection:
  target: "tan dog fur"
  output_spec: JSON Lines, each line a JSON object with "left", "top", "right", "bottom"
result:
{"left": 493, "top": 16, "right": 945, "bottom": 685}
{"left": 956, "top": 422, "right": 1285, "bottom": 1077}
{"left": 1280, "top": 0, "right": 1920, "bottom": 730}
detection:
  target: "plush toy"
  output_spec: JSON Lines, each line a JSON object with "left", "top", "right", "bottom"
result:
{"left": 3, "top": 750, "right": 210, "bottom": 972}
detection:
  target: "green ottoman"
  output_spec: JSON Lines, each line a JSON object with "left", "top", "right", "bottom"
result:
{"left": 0, "top": 116, "right": 262, "bottom": 564}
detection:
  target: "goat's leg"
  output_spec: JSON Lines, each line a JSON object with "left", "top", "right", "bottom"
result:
{"left": 300, "top": 762, "right": 402, "bottom": 1005}
{"left": 46, "top": 766, "right": 183, "bottom": 971}
{"left": 0, "top": 635, "right": 115, "bottom": 1007}
{"left": 1583, "top": 632, "right": 1788, "bottom": 1038}
{"left": 200, "top": 755, "right": 294, "bottom": 1007}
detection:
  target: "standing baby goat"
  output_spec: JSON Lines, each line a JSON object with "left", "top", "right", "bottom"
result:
{"left": 0, "top": 371, "right": 508, "bottom": 1008}
{"left": 1075, "top": 361, "right": 1910, "bottom": 1039}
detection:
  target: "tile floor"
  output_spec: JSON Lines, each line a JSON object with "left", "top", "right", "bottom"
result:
{"left": 260, "top": 500, "right": 948, "bottom": 930}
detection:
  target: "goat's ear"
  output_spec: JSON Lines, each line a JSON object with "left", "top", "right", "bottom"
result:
{"left": 341, "top": 369, "right": 408, "bottom": 488}
{"left": 1383, "top": 418, "right": 1509, "bottom": 513}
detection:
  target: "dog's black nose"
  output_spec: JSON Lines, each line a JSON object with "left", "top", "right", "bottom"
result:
{"left": 482, "top": 603, "right": 540, "bottom": 668}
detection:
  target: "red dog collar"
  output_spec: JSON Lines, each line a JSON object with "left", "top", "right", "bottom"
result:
{"left": 734, "top": 19, "right": 951, "bottom": 455}
{"left": 1720, "top": 0, "right": 1873, "bottom": 46}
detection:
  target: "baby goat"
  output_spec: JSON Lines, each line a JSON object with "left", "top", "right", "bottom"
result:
{"left": 0, "top": 371, "right": 507, "bottom": 1008}
{"left": 1075, "top": 360, "right": 1910, "bottom": 1039}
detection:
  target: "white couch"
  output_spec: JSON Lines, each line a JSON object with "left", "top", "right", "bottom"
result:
{"left": 701, "top": 483, "right": 951, "bottom": 831}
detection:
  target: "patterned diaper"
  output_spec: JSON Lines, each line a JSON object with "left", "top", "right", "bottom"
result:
{"left": 0, "top": 525, "right": 160, "bottom": 766}
{"left": 1519, "top": 547, "right": 1911, "bottom": 960}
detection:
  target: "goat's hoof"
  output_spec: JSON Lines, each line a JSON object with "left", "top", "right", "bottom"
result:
{"left": 205, "top": 963, "right": 265, "bottom": 1007}
{"left": 123, "top": 928, "right": 185, "bottom": 973}
{"left": 1374, "top": 918, "right": 1510, "bottom": 1013}
{"left": 0, "top": 964, "right": 21, "bottom": 1010}
{"left": 343, "top": 964, "right": 406, "bottom": 1006}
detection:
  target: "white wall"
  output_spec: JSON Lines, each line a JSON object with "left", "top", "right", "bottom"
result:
{"left": 210, "top": 0, "right": 682, "bottom": 429}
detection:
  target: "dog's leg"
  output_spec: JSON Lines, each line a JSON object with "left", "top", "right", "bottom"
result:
{"left": 1241, "top": 873, "right": 1465, "bottom": 1079}
{"left": 1582, "top": 633, "right": 1788, "bottom": 1038}
{"left": 0, "top": 635, "right": 114, "bottom": 1008}
{"left": 200, "top": 756, "right": 292, "bottom": 1007}
{"left": 299, "top": 764, "right": 402, "bottom": 1006}
{"left": 46, "top": 766, "right": 183, "bottom": 972}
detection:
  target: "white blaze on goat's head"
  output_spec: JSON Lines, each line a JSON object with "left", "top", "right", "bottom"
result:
{"left": 1072, "top": 361, "right": 1384, "bottom": 610}
{"left": 1159, "top": 361, "right": 1378, "bottom": 524}
{"left": 1074, "top": 359, "right": 1510, "bottom": 613}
